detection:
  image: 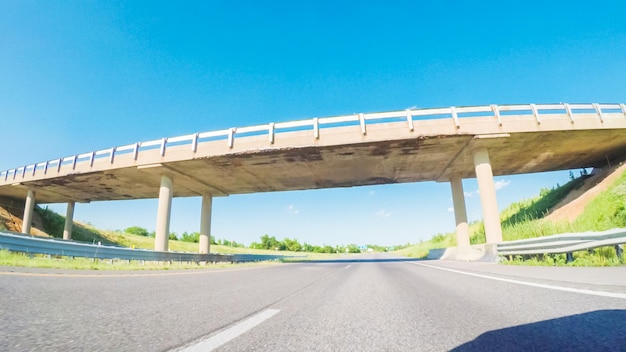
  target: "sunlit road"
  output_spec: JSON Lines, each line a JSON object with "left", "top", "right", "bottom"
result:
{"left": 1, "top": 255, "right": 625, "bottom": 351}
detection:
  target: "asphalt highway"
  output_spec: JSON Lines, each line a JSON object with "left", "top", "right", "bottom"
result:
{"left": 1, "top": 255, "right": 625, "bottom": 351}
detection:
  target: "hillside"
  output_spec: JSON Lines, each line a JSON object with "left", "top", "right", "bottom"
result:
{"left": 0, "top": 198, "right": 48, "bottom": 236}
{"left": 2, "top": 162, "right": 625, "bottom": 257}
{"left": 547, "top": 163, "right": 626, "bottom": 222}
{"left": 396, "top": 161, "right": 626, "bottom": 259}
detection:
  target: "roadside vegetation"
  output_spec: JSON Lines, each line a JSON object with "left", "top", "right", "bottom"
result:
{"left": 1, "top": 205, "right": 410, "bottom": 269}
{"left": 11, "top": 206, "right": 410, "bottom": 256}
{"left": 398, "top": 167, "right": 626, "bottom": 266}
{"left": 0, "top": 249, "right": 280, "bottom": 270}
{"left": 3, "top": 167, "right": 625, "bottom": 268}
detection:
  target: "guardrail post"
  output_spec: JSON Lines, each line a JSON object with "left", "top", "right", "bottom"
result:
{"left": 473, "top": 148, "right": 503, "bottom": 243}
{"left": 199, "top": 193, "right": 213, "bottom": 254}
{"left": 155, "top": 175, "right": 173, "bottom": 252}
{"left": 616, "top": 244, "right": 624, "bottom": 261}
{"left": 22, "top": 189, "right": 36, "bottom": 235}
{"left": 566, "top": 252, "right": 574, "bottom": 263}
{"left": 63, "top": 201, "right": 75, "bottom": 240}
{"left": 450, "top": 176, "right": 470, "bottom": 247}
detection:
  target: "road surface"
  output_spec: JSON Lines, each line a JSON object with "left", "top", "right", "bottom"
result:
{"left": 1, "top": 255, "right": 625, "bottom": 351}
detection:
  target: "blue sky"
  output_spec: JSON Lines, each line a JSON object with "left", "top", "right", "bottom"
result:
{"left": 1, "top": 1, "right": 624, "bottom": 246}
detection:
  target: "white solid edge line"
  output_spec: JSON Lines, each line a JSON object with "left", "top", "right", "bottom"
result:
{"left": 410, "top": 262, "right": 626, "bottom": 300}
{"left": 179, "top": 308, "right": 280, "bottom": 352}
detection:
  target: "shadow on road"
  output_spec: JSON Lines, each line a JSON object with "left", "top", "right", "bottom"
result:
{"left": 451, "top": 310, "right": 626, "bottom": 352}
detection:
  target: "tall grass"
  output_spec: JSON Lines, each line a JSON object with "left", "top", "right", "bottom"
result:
{"left": 0, "top": 249, "right": 278, "bottom": 270}
{"left": 398, "top": 168, "right": 626, "bottom": 264}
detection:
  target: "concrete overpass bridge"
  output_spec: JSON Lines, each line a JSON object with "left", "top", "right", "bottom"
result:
{"left": 1, "top": 103, "right": 625, "bottom": 253}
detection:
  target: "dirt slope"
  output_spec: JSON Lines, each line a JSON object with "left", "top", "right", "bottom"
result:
{"left": 546, "top": 162, "right": 626, "bottom": 222}
{"left": 1, "top": 162, "right": 625, "bottom": 237}
{"left": 0, "top": 198, "right": 49, "bottom": 236}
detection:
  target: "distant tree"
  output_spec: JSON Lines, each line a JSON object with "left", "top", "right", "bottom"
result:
{"left": 302, "top": 243, "right": 316, "bottom": 252}
{"left": 169, "top": 233, "right": 178, "bottom": 240}
{"left": 260, "top": 234, "right": 280, "bottom": 250}
{"left": 180, "top": 232, "right": 200, "bottom": 243}
{"left": 249, "top": 241, "right": 263, "bottom": 249}
{"left": 347, "top": 244, "right": 361, "bottom": 253}
{"left": 125, "top": 226, "right": 149, "bottom": 237}
{"left": 321, "top": 245, "right": 335, "bottom": 253}
{"left": 283, "top": 238, "right": 302, "bottom": 252}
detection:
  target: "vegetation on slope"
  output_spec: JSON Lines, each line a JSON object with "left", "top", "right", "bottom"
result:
{"left": 397, "top": 167, "right": 626, "bottom": 265}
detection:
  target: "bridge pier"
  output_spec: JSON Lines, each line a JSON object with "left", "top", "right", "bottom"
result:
{"left": 450, "top": 177, "right": 470, "bottom": 247}
{"left": 473, "top": 148, "right": 503, "bottom": 243}
{"left": 22, "top": 189, "right": 36, "bottom": 234}
{"left": 155, "top": 175, "right": 173, "bottom": 252}
{"left": 63, "top": 201, "right": 75, "bottom": 240}
{"left": 199, "top": 193, "right": 213, "bottom": 254}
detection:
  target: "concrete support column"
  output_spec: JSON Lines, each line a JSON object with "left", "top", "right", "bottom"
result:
{"left": 22, "top": 189, "right": 36, "bottom": 234}
{"left": 473, "top": 148, "right": 503, "bottom": 243}
{"left": 199, "top": 193, "right": 213, "bottom": 254}
{"left": 63, "top": 201, "right": 75, "bottom": 240}
{"left": 155, "top": 175, "right": 173, "bottom": 252}
{"left": 450, "top": 177, "right": 470, "bottom": 247}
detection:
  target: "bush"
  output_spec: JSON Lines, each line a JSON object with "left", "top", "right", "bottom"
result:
{"left": 124, "top": 226, "right": 149, "bottom": 237}
{"left": 180, "top": 232, "right": 200, "bottom": 243}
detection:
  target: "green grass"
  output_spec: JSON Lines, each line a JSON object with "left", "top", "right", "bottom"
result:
{"left": 394, "top": 232, "right": 457, "bottom": 259}
{"left": 396, "top": 169, "right": 626, "bottom": 265}
{"left": 500, "top": 175, "right": 589, "bottom": 227}
{"left": 0, "top": 249, "right": 283, "bottom": 270}
{"left": 501, "top": 246, "right": 623, "bottom": 267}
{"left": 30, "top": 207, "right": 307, "bottom": 256}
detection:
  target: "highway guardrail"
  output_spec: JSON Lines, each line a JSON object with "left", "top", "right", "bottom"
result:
{"left": 496, "top": 228, "right": 626, "bottom": 262}
{"left": 0, "top": 231, "right": 285, "bottom": 263}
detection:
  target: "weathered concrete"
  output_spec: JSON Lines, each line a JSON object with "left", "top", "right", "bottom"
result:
{"left": 155, "top": 175, "right": 173, "bottom": 252}
{"left": 63, "top": 201, "right": 75, "bottom": 240}
{"left": 473, "top": 148, "right": 502, "bottom": 244}
{"left": 21, "top": 190, "right": 36, "bottom": 235}
{"left": 427, "top": 243, "right": 499, "bottom": 262}
{"left": 450, "top": 177, "right": 470, "bottom": 247}
{"left": 1, "top": 107, "right": 626, "bottom": 251}
{"left": 2, "top": 111, "right": 625, "bottom": 204}
{"left": 199, "top": 193, "right": 212, "bottom": 254}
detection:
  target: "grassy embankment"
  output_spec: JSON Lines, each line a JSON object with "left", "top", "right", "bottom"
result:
{"left": 0, "top": 206, "right": 347, "bottom": 269}
{"left": 396, "top": 169, "right": 626, "bottom": 265}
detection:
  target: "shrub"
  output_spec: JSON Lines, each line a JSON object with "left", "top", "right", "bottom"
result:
{"left": 124, "top": 226, "right": 150, "bottom": 237}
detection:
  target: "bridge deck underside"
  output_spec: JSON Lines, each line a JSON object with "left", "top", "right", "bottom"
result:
{"left": 2, "top": 115, "right": 626, "bottom": 204}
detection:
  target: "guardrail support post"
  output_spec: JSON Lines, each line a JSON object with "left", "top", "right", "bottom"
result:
{"left": 566, "top": 252, "right": 574, "bottom": 263}
{"left": 199, "top": 193, "right": 213, "bottom": 254}
{"left": 155, "top": 175, "right": 173, "bottom": 252}
{"left": 616, "top": 245, "right": 624, "bottom": 261}
{"left": 22, "top": 189, "right": 36, "bottom": 234}
{"left": 63, "top": 201, "right": 75, "bottom": 240}
{"left": 450, "top": 176, "right": 470, "bottom": 247}
{"left": 473, "top": 148, "right": 503, "bottom": 243}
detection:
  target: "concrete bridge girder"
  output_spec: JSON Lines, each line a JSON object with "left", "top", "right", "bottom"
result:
{"left": 6, "top": 107, "right": 626, "bottom": 251}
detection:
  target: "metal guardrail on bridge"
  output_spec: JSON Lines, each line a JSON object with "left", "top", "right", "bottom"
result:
{"left": 0, "top": 231, "right": 285, "bottom": 263}
{"left": 2, "top": 103, "right": 625, "bottom": 183}
{"left": 496, "top": 228, "right": 626, "bottom": 262}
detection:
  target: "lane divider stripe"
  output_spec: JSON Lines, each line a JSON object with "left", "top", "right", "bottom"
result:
{"left": 410, "top": 262, "right": 626, "bottom": 300}
{"left": 178, "top": 309, "right": 280, "bottom": 352}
